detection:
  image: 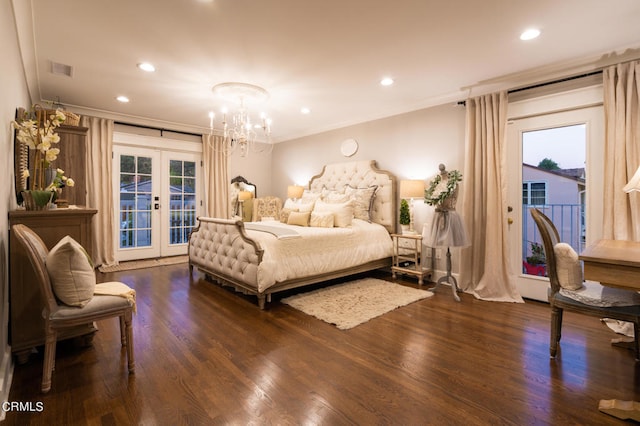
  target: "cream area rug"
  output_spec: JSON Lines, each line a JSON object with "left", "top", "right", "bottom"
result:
{"left": 98, "top": 255, "right": 188, "bottom": 272}
{"left": 281, "top": 278, "right": 433, "bottom": 330}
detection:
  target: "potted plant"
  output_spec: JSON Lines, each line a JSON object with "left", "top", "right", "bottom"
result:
{"left": 399, "top": 199, "right": 410, "bottom": 232}
{"left": 523, "top": 241, "right": 546, "bottom": 276}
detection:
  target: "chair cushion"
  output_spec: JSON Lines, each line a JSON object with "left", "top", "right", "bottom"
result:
{"left": 46, "top": 236, "right": 96, "bottom": 307}
{"left": 553, "top": 242, "right": 584, "bottom": 290}
{"left": 560, "top": 281, "right": 640, "bottom": 307}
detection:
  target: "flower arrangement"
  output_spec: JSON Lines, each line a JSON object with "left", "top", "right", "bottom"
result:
{"left": 424, "top": 169, "right": 462, "bottom": 206}
{"left": 12, "top": 105, "right": 67, "bottom": 191}
{"left": 46, "top": 168, "right": 75, "bottom": 191}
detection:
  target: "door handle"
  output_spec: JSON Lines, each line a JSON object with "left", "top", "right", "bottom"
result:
{"left": 507, "top": 218, "right": 514, "bottom": 225}
{"left": 154, "top": 203, "right": 160, "bottom": 210}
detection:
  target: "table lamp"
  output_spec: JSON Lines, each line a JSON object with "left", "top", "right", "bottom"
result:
{"left": 400, "top": 179, "right": 425, "bottom": 232}
{"left": 237, "top": 190, "right": 252, "bottom": 218}
{"left": 287, "top": 185, "right": 304, "bottom": 201}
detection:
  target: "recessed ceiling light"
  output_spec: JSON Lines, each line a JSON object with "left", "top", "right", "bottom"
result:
{"left": 520, "top": 28, "right": 541, "bottom": 41}
{"left": 380, "top": 77, "right": 394, "bottom": 86}
{"left": 116, "top": 95, "right": 130, "bottom": 103}
{"left": 301, "top": 107, "right": 311, "bottom": 114}
{"left": 137, "top": 62, "right": 156, "bottom": 72}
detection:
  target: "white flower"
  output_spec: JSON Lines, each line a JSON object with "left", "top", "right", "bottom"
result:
{"left": 45, "top": 148, "right": 60, "bottom": 162}
{"left": 66, "top": 178, "right": 75, "bottom": 187}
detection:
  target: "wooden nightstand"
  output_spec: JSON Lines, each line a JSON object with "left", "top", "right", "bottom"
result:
{"left": 391, "top": 233, "right": 432, "bottom": 285}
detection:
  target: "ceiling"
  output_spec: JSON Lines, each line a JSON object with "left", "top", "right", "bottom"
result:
{"left": 15, "top": 0, "right": 640, "bottom": 142}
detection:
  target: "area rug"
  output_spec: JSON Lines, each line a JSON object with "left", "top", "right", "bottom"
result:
{"left": 98, "top": 255, "right": 188, "bottom": 273}
{"left": 281, "top": 278, "right": 433, "bottom": 330}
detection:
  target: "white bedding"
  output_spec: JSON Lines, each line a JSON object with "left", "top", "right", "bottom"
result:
{"left": 246, "top": 219, "right": 393, "bottom": 292}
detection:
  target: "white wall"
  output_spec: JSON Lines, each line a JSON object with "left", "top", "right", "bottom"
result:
{"left": 228, "top": 147, "right": 272, "bottom": 197}
{"left": 271, "top": 103, "right": 467, "bottom": 234}
{"left": 1, "top": 0, "right": 32, "bottom": 413}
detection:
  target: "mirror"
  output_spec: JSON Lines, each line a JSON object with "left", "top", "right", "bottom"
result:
{"left": 230, "top": 176, "right": 256, "bottom": 221}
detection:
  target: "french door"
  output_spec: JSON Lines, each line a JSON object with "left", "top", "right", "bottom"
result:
{"left": 507, "top": 102, "right": 604, "bottom": 301}
{"left": 113, "top": 145, "right": 202, "bottom": 261}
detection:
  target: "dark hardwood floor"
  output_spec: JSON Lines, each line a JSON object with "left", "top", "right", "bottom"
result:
{"left": 4, "top": 263, "right": 640, "bottom": 425}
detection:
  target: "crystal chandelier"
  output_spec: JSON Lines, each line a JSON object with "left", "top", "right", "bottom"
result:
{"left": 208, "top": 82, "right": 273, "bottom": 157}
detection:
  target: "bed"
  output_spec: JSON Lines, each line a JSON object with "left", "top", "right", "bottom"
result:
{"left": 188, "top": 160, "right": 396, "bottom": 308}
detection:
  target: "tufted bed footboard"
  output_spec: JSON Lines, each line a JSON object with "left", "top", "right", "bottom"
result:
{"left": 188, "top": 217, "right": 269, "bottom": 307}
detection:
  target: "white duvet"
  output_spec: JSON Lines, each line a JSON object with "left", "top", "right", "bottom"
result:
{"left": 245, "top": 219, "right": 393, "bottom": 292}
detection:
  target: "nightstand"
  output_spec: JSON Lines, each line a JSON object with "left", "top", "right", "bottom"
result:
{"left": 391, "top": 233, "right": 432, "bottom": 285}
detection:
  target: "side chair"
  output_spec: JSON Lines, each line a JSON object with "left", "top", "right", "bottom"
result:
{"left": 530, "top": 208, "right": 640, "bottom": 360}
{"left": 11, "top": 224, "right": 135, "bottom": 393}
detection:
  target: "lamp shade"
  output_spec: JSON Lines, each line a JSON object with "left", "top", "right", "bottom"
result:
{"left": 623, "top": 166, "right": 640, "bottom": 193}
{"left": 400, "top": 179, "right": 425, "bottom": 199}
{"left": 287, "top": 185, "right": 304, "bottom": 199}
{"left": 238, "top": 190, "right": 253, "bottom": 201}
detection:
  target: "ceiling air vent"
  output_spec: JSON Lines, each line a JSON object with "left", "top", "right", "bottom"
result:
{"left": 50, "top": 61, "right": 73, "bottom": 77}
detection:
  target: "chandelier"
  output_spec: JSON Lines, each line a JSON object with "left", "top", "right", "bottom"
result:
{"left": 208, "top": 82, "right": 273, "bottom": 157}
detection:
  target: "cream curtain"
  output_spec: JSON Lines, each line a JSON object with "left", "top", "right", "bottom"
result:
{"left": 460, "top": 92, "right": 523, "bottom": 303}
{"left": 80, "top": 115, "right": 116, "bottom": 267}
{"left": 603, "top": 60, "right": 640, "bottom": 241}
{"left": 202, "top": 134, "right": 229, "bottom": 218}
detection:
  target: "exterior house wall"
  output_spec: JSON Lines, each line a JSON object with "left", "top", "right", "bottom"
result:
{"left": 522, "top": 165, "right": 585, "bottom": 266}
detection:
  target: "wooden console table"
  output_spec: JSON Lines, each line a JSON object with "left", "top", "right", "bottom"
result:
{"left": 9, "top": 208, "right": 97, "bottom": 363}
{"left": 580, "top": 239, "right": 640, "bottom": 421}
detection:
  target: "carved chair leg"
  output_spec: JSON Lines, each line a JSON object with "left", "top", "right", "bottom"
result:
{"left": 42, "top": 328, "right": 57, "bottom": 393}
{"left": 550, "top": 306, "right": 562, "bottom": 358}
{"left": 634, "top": 321, "right": 640, "bottom": 361}
{"left": 124, "top": 310, "right": 135, "bottom": 373}
{"left": 119, "top": 316, "right": 126, "bottom": 346}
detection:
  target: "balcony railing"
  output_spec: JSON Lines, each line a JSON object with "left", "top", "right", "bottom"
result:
{"left": 522, "top": 203, "right": 584, "bottom": 275}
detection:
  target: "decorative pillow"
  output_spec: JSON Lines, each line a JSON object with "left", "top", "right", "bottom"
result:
{"left": 345, "top": 185, "right": 378, "bottom": 221}
{"left": 322, "top": 189, "right": 350, "bottom": 204}
{"left": 310, "top": 211, "right": 334, "bottom": 228}
{"left": 287, "top": 211, "right": 311, "bottom": 227}
{"left": 283, "top": 198, "right": 315, "bottom": 212}
{"left": 46, "top": 236, "right": 96, "bottom": 307}
{"left": 553, "top": 242, "right": 584, "bottom": 290}
{"left": 313, "top": 200, "right": 354, "bottom": 227}
{"left": 280, "top": 207, "right": 297, "bottom": 223}
{"left": 300, "top": 189, "right": 322, "bottom": 204}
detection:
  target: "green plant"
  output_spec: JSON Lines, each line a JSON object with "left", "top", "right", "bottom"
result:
{"left": 399, "top": 199, "right": 410, "bottom": 225}
{"left": 526, "top": 241, "right": 546, "bottom": 265}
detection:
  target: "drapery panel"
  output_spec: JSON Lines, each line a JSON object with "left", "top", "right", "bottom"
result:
{"left": 202, "top": 134, "right": 229, "bottom": 218}
{"left": 460, "top": 92, "right": 523, "bottom": 303}
{"left": 603, "top": 60, "right": 640, "bottom": 241}
{"left": 80, "top": 115, "right": 116, "bottom": 267}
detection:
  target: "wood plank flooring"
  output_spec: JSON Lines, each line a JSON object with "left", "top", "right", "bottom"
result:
{"left": 4, "top": 264, "right": 639, "bottom": 425}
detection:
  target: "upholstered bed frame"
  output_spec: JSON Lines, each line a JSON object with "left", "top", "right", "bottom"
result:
{"left": 188, "top": 160, "right": 396, "bottom": 308}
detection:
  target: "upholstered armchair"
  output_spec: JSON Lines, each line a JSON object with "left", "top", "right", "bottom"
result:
{"left": 11, "top": 224, "right": 135, "bottom": 392}
{"left": 252, "top": 196, "right": 282, "bottom": 222}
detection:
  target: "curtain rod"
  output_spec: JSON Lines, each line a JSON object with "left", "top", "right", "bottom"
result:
{"left": 114, "top": 121, "right": 203, "bottom": 138}
{"left": 456, "top": 70, "right": 604, "bottom": 106}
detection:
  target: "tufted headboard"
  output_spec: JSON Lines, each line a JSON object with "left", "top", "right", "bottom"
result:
{"left": 308, "top": 160, "right": 396, "bottom": 233}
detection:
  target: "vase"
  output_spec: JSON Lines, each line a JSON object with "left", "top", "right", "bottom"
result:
{"left": 22, "top": 190, "right": 56, "bottom": 211}
{"left": 28, "top": 167, "right": 57, "bottom": 191}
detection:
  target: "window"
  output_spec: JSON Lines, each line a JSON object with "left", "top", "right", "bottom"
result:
{"left": 523, "top": 181, "right": 547, "bottom": 206}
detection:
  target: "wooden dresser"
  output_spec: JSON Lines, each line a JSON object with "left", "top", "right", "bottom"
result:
{"left": 8, "top": 208, "right": 97, "bottom": 363}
